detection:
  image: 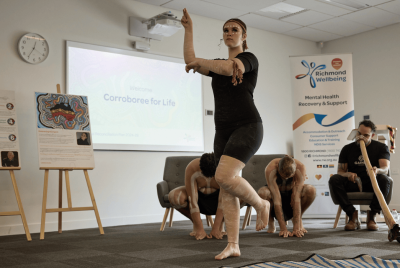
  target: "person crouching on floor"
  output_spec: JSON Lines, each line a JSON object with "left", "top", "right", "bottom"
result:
{"left": 168, "top": 153, "right": 226, "bottom": 240}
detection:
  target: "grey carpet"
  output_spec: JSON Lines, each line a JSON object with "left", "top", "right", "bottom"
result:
{"left": 0, "top": 217, "right": 399, "bottom": 267}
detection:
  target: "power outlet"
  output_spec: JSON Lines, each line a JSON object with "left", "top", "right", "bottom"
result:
{"left": 392, "top": 168, "right": 399, "bottom": 175}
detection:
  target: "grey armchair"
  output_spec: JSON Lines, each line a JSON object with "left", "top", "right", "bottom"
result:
{"left": 330, "top": 176, "right": 393, "bottom": 228}
{"left": 241, "top": 154, "right": 285, "bottom": 229}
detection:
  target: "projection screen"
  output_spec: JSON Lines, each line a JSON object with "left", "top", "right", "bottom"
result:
{"left": 67, "top": 41, "right": 204, "bottom": 152}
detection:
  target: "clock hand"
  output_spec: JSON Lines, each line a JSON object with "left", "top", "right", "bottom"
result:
{"left": 28, "top": 41, "right": 37, "bottom": 58}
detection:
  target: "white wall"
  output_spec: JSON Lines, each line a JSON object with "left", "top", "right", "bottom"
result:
{"left": 0, "top": 0, "right": 320, "bottom": 236}
{"left": 322, "top": 23, "right": 400, "bottom": 211}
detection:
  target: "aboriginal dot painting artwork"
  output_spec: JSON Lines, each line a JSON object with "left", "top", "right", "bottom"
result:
{"left": 36, "top": 93, "right": 90, "bottom": 130}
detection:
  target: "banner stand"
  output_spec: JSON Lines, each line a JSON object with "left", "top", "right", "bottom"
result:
{"left": 0, "top": 168, "right": 32, "bottom": 241}
{"left": 39, "top": 85, "right": 104, "bottom": 240}
{"left": 290, "top": 54, "right": 355, "bottom": 217}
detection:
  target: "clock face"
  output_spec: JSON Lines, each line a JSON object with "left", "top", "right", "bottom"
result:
{"left": 18, "top": 33, "right": 49, "bottom": 64}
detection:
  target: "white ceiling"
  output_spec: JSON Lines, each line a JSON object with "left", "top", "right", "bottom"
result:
{"left": 134, "top": 0, "right": 400, "bottom": 42}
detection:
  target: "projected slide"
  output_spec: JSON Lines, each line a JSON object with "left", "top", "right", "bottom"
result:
{"left": 67, "top": 42, "right": 204, "bottom": 152}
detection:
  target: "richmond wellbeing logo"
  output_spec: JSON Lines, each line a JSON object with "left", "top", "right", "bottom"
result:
{"left": 295, "top": 58, "right": 347, "bottom": 88}
{"left": 295, "top": 60, "right": 326, "bottom": 88}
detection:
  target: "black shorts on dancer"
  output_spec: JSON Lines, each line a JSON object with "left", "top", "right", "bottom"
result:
{"left": 214, "top": 122, "right": 263, "bottom": 165}
{"left": 198, "top": 189, "right": 220, "bottom": 215}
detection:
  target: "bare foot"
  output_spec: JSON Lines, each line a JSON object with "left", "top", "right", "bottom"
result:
{"left": 256, "top": 200, "right": 270, "bottom": 231}
{"left": 189, "top": 230, "right": 196, "bottom": 236}
{"left": 215, "top": 243, "right": 241, "bottom": 260}
{"left": 267, "top": 218, "right": 276, "bottom": 233}
{"left": 300, "top": 220, "right": 307, "bottom": 234}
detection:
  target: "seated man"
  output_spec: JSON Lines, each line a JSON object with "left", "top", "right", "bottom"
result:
{"left": 258, "top": 156, "right": 316, "bottom": 238}
{"left": 168, "top": 153, "right": 225, "bottom": 240}
{"left": 329, "top": 120, "right": 391, "bottom": 231}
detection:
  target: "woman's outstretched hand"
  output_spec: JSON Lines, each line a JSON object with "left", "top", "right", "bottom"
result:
{"left": 181, "top": 8, "right": 193, "bottom": 30}
{"left": 186, "top": 59, "right": 201, "bottom": 73}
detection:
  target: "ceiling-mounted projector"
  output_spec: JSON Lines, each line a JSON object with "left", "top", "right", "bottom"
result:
{"left": 129, "top": 11, "right": 183, "bottom": 42}
{"left": 144, "top": 11, "right": 183, "bottom": 37}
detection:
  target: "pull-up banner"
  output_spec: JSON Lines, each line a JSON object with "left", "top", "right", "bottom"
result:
{"left": 290, "top": 54, "right": 355, "bottom": 216}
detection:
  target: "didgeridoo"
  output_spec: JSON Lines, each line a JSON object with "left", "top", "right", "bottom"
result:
{"left": 359, "top": 139, "right": 400, "bottom": 242}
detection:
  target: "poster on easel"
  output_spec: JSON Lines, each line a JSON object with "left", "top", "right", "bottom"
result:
{"left": 34, "top": 92, "right": 94, "bottom": 169}
{"left": 0, "top": 90, "right": 21, "bottom": 169}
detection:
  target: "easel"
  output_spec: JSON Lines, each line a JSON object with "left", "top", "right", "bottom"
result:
{"left": 0, "top": 168, "right": 31, "bottom": 241}
{"left": 39, "top": 85, "right": 104, "bottom": 240}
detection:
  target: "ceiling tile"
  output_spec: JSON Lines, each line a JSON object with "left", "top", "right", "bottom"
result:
{"left": 284, "top": 0, "right": 352, "bottom": 16}
{"left": 357, "top": 0, "right": 394, "bottom": 6}
{"left": 316, "top": 0, "right": 392, "bottom": 9}
{"left": 281, "top": 10, "right": 334, "bottom": 26}
{"left": 238, "top": 13, "right": 302, "bottom": 33}
{"left": 135, "top": 0, "right": 171, "bottom": 5}
{"left": 340, "top": 6, "right": 400, "bottom": 27}
{"left": 284, "top": 27, "right": 343, "bottom": 41}
{"left": 309, "top": 17, "right": 375, "bottom": 36}
{"left": 201, "top": 0, "right": 282, "bottom": 13}
{"left": 376, "top": 0, "right": 400, "bottom": 15}
{"left": 162, "top": 0, "right": 246, "bottom": 21}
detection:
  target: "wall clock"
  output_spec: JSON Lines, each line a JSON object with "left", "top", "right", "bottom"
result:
{"left": 18, "top": 33, "right": 49, "bottom": 64}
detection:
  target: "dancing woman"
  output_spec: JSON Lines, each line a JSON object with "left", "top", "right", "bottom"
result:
{"left": 181, "top": 9, "right": 270, "bottom": 260}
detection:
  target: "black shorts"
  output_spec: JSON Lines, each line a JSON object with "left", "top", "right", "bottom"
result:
{"left": 198, "top": 189, "right": 220, "bottom": 215}
{"left": 214, "top": 122, "right": 263, "bottom": 166}
{"left": 270, "top": 190, "right": 293, "bottom": 221}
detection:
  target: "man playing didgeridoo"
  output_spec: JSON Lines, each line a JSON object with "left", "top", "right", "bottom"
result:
{"left": 259, "top": 156, "right": 316, "bottom": 237}
{"left": 329, "top": 120, "right": 391, "bottom": 231}
{"left": 168, "top": 153, "right": 226, "bottom": 240}
{"left": 182, "top": 9, "right": 270, "bottom": 260}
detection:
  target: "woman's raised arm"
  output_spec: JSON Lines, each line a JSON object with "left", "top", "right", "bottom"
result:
{"left": 181, "top": 9, "right": 209, "bottom": 76}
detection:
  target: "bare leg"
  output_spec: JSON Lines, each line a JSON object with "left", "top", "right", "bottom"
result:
{"left": 215, "top": 156, "right": 270, "bottom": 232}
{"left": 299, "top": 184, "right": 316, "bottom": 233}
{"left": 215, "top": 156, "right": 270, "bottom": 260}
{"left": 209, "top": 190, "right": 226, "bottom": 239}
{"left": 168, "top": 186, "right": 194, "bottom": 233}
{"left": 258, "top": 186, "right": 275, "bottom": 233}
{"left": 208, "top": 209, "right": 226, "bottom": 239}
{"left": 215, "top": 188, "right": 241, "bottom": 260}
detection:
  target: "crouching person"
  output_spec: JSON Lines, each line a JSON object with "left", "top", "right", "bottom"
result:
{"left": 258, "top": 156, "right": 316, "bottom": 237}
{"left": 168, "top": 153, "right": 225, "bottom": 240}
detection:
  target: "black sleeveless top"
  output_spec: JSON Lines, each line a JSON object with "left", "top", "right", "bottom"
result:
{"left": 206, "top": 52, "right": 262, "bottom": 130}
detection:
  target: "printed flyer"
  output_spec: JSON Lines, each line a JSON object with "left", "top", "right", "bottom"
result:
{"left": 0, "top": 90, "right": 21, "bottom": 169}
{"left": 35, "top": 92, "right": 94, "bottom": 169}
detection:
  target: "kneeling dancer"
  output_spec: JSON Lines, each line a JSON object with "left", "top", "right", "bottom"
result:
{"left": 259, "top": 156, "right": 316, "bottom": 237}
{"left": 168, "top": 153, "right": 226, "bottom": 240}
